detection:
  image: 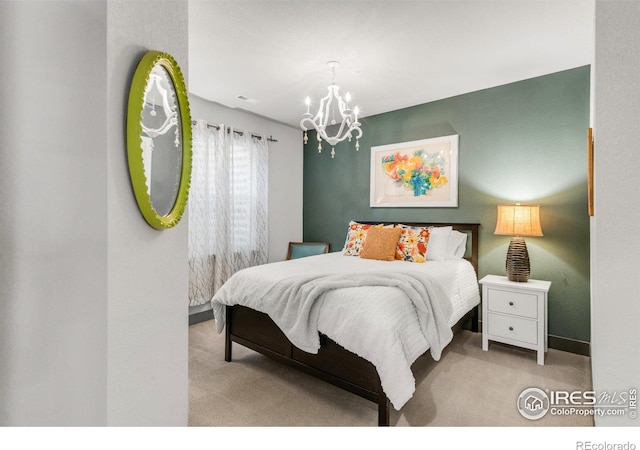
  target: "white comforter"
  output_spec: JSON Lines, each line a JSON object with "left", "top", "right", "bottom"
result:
{"left": 211, "top": 252, "right": 480, "bottom": 410}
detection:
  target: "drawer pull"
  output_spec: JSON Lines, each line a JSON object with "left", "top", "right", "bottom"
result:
{"left": 509, "top": 302, "right": 514, "bottom": 306}
{"left": 508, "top": 326, "right": 514, "bottom": 331}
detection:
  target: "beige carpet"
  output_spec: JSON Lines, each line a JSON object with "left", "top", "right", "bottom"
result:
{"left": 189, "top": 319, "right": 593, "bottom": 427}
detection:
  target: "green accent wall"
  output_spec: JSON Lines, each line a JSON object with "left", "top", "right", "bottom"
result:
{"left": 303, "top": 66, "right": 591, "bottom": 343}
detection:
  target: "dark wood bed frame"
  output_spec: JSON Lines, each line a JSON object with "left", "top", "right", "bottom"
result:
{"left": 224, "top": 222, "right": 480, "bottom": 426}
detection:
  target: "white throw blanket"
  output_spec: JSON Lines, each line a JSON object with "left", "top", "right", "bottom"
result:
{"left": 213, "top": 271, "right": 453, "bottom": 359}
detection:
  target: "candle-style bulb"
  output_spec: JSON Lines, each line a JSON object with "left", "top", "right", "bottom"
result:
{"left": 304, "top": 96, "right": 311, "bottom": 114}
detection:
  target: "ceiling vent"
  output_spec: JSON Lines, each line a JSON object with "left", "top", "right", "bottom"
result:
{"left": 236, "top": 95, "right": 259, "bottom": 104}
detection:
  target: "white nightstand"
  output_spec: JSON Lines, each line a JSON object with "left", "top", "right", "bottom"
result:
{"left": 479, "top": 275, "right": 551, "bottom": 365}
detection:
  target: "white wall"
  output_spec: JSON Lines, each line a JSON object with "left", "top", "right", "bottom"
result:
{"left": 106, "top": 0, "right": 189, "bottom": 425}
{"left": 592, "top": 0, "right": 640, "bottom": 426}
{"left": 188, "top": 95, "right": 304, "bottom": 264}
{"left": 0, "top": 0, "right": 108, "bottom": 425}
{"left": 0, "top": 0, "right": 189, "bottom": 426}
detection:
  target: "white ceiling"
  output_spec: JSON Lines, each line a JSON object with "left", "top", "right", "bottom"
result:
{"left": 188, "top": 0, "right": 594, "bottom": 129}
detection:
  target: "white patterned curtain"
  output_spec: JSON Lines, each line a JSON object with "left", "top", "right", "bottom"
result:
{"left": 188, "top": 120, "right": 269, "bottom": 307}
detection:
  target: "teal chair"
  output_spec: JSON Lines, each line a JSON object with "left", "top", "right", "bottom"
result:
{"left": 286, "top": 242, "right": 330, "bottom": 260}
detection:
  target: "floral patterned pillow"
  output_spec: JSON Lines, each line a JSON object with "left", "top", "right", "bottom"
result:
{"left": 395, "top": 224, "right": 430, "bottom": 263}
{"left": 343, "top": 221, "right": 382, "bottom": 256}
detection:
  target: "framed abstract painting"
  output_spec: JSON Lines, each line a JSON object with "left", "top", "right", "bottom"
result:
{"left": 370, "top": 134, "right": 459, "bottom": 207}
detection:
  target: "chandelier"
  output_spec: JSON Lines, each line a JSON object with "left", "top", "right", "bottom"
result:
{"left": 300, "top": 61, "right": 362, "bottom": 158}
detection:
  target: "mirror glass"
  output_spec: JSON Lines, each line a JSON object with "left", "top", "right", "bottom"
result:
{"left": 141, "top": 64, "right": 182, "bottom": 217}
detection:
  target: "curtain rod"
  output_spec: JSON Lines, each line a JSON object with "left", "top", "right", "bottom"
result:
{"left": 191, "top": 120, "right": 278, "bottom": 143}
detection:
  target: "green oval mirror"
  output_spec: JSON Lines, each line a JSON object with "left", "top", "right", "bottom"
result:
{"left": 127, "top": 50, "right": 192, "bottom": 229}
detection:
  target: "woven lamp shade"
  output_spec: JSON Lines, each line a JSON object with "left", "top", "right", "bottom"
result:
{"left": 495, "top": 204, "right": 543, "bottom": 282}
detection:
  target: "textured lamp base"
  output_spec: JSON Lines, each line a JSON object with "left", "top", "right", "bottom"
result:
{"left": 506, "top": 237, "right": 530, "bottom": 282}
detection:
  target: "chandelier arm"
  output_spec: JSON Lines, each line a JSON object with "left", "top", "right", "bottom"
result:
{"left": 312, "top": 94, "right": 331, "bottom": 126}
{"left": 300, "top": 118, "right": 325, "bottom": 140}
{"left": 323, "top": 88, "right": 335, "bottom": 122}
{"left": 300, "top": 117, "right": 315, "bottom": 133}
{"left": 337, "top": 95, "right": 348, "bottom": 118}
{"left": 310, "top": 108, "right": 323, "bottom": 126}
{"left": 331, "top": 118, "right": 351, "bottom": 141}
{"left": 322, "top": 122, "right": 361, "bottom": 146}
{"left": 301, "top": 120, "right": 361, "bottom": 146}
{"left": 351, "top": 126, "right": 363, "bottom": 140}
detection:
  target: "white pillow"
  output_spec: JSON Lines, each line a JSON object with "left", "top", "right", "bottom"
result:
{"left": 448, "top": 230, "right": 467, "bottom": 259}
{"left": 426, "top": 226, "right": 452, "bottom": 261}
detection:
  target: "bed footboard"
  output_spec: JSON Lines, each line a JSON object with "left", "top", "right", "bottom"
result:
{"left": 225, "top": 304, "right": 392, "bottom": 426}
{"left": 224, "top": 303, "right": 479, "bottom": 426}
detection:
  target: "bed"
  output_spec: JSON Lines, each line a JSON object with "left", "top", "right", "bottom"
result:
{"left": 211, "top": 222, "right": 480, "bottom": 426}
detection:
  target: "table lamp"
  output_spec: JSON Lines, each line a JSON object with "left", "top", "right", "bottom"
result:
{"left": 494, "top": 204, "right": 543, "bottom": 282}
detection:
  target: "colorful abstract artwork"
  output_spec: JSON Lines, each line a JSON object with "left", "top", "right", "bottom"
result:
{"left": 370, "top": 135, "right": 458, "bottom": 207}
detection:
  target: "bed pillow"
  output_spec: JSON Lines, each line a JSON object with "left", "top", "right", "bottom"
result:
{"left": 343, "top": 221, "right": 382, "bottom": 256}
{"left": 425, "top": 226, "right": 453, "bottom": 261}
{"left": 395, "top": 224, "right": 429, "bottom": 263}
{"left": 359, "top": 227, "right": 402, "bottom": 261}
{"left": 448, "top": 230, "right": 468, "bottom": 259}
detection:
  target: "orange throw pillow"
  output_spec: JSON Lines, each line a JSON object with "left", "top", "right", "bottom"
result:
{"left": 359, "top": 227, "right": 402, "bottom": 261}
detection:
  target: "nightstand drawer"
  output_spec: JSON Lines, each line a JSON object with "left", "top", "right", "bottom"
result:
{"left": 487, "top": 313, "right": 538, "bottom": 345}
{"left": 486, "top": 288, "right": 538, "bottom": 319}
